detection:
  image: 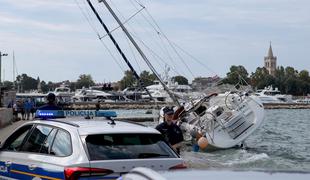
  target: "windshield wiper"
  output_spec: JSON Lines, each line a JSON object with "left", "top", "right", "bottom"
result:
{"left": 138, "top": 153, "right": 170, "bottom": 158}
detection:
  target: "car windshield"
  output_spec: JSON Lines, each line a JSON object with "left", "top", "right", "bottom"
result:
{"left": 85, "top": 133, "right": 178, "bottom": 160}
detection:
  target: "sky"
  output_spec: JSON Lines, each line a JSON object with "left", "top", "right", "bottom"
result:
{"left": 0, "top": 0, "right": 309, "bottom": 83}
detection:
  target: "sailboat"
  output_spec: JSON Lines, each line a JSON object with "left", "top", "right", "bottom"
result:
{"left": 86, "top": 0, "right": 265, "bottom": 150}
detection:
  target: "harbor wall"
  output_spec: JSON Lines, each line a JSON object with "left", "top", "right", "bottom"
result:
{"left": 66, "top": 102, "right": 310, "bottom": 110}
{"left": 68, "top": 101, "right": 174, "bottom": 110}
{"left": 0, "top": 108, "right": 13, "bottom": 128}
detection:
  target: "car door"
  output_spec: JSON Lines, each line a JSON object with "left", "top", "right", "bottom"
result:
{"left": 9, "top": 124, "right": 65, "bottom": 180}
{"left": 0, "top": 124, "right": 33, "bottom": 179}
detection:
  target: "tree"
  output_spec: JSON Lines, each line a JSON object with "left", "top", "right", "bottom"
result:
{"left": 76, "top": 74, "right": 95, "bottom": 89}
{"left": 172, "top": 75, "right": 189, "bottom": 85}
{"left": 40, "top": 81, "right": 49, "bottom": 93}
{"left": 16, "top": 74, "right": 38, "bottom": 92}
{"left": 223, "top": 65, "right": 249, "bottom": 85}
{"left": 119, "top": 70, "right": 136, "bottom": 90}
{"left": 2, "top": 81, "right": 14, "bottom": 90}
{"left": 140, "top": 71, "right": 156, "bottom": 87}
{"left": 250, "top": 67, "right": 274, "bottom": 89}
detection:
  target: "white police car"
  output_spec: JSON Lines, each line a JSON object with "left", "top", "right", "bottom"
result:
{"left": 0, "top": 110, "right": 186, "bottom": 180}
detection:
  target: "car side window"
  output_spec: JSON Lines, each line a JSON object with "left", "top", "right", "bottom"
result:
{"left": 50, "top": 129, "right": 72, "bottom": 156}
{"left": 39, "top": 128, "right": 57, "bottom": 154}
{"left": 2, "top": 125, "right": 33, "bottom": 151}
{"left": 21, "top": 125, "right": 53, "bottom": 153}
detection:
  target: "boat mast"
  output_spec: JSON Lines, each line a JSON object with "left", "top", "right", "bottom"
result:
{"left": 86, "top": 0, "right": 153, "bottom": 100}
{"left": 98, "top": 0, "right": 181, "bottom": 106}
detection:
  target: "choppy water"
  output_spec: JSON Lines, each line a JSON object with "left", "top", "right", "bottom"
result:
{"left": 115, "top": 109, "right": 310, "bottom": 172}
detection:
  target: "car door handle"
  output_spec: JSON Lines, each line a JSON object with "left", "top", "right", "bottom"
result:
{"left": 5, "top": 161, "right": 12, "bottom": 167}
{"left": 28, "top": 164, "right": 37, "bottom": 171}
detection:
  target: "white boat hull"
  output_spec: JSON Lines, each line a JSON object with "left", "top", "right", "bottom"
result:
{"left": 181, "top": 92, "right": 265, "bottom": 150}
{"left": 205, "top": 94, "right": 265, "bottom": 149}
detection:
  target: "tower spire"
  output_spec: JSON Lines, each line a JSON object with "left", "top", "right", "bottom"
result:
{"left": 267, "top": 41, "right": 273, "bottom": 57}
{"left": 264, "top": 42, "right": 277, "bottom": 76}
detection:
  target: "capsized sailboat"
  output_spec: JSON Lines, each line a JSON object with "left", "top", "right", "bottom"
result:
{"left": 176, "top": 91, "right": 265, "bottom": 149}
{"left": 86, "top": 0, "right": 265, "bottom": 150}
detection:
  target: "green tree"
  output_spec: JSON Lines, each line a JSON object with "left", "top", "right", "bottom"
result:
{"left": 76, "top": 74, "right": 95, "bottom": 89}
{"left": 140, "top": 70, "right": 156, "bottom": 87}
{"left": 119, "top": 70, "right": 136, "bottom": 90}
{"left": 40, "top": 81, "right": 49, "bottom": 93}
{"left": 2, "top": 81, "right": 14, "bottom": 90}
{"left": 16, "top": 74, "right": 38, "bottom": 92}
{"left": 250, "top": 67, "right": 274, "bottom": 89}
{"left": 223, "top": 65, "right": 249, "bottom": 85}
{"left": 172, "top": 75, "right": 189, "bottom": 85}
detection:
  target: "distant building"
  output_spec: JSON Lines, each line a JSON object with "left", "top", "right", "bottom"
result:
{"left": 192, "top": 76, "right": 221, "bottom": 91}
{"left": 264, "top": 43, "right": 277, "bottom": 76}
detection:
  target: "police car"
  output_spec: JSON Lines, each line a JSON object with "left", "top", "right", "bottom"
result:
{"left": 0, "top": 110, "right": 186, "bottom": 180}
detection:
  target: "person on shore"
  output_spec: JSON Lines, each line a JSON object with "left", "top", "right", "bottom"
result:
{"left": 38, "top": 93, "right": 62, "bottom": 110}
{"left": 12, "top": 102, "right": 18, "bottom": 121}
{"left": 24, "top": 99, "right": 32, "bottom": 120}
{"left": 156, "top": 107, "right": 184, "bottom": 154}
{"left": 20, "top": 100, "right": 25, "bottom": 120}
{"left": 30, "top": 99, "right": 36, "bottom": 119}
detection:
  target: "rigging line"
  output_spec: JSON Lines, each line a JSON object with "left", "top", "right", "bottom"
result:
{"left": 98, "top": 6, "right": 145, "bottom": 39}
{"left": 128, "top": 0, "right": 186, "bottom": 77}
{"left": 129, "top": 0, "right": 176, "bottom": 66}
{"left": 108, "top": 0, "right": 178, "bottom": 76}
{"left": 143, "top": 7, "right": 196, "bottom": 79}
{"left": 86, "top": 0, "right": 153, "bottom": 100}
{"left": 110, "top": 0, "right": 160, "bottom": 72}
{"left": 100, "top": 0, "right": 180, "bottom": 106}
{"left": 126, "top": 0, "right": 186, "bottom": 77}
{"left": 171, "top": 41, "right": 219, "bottom": 76}
{"left": 74, "top": 0, "right": 126, "bottom": 71}
{"left": 123, "top": 28, "right": 142, "bottom": 73}
{"left": 107, "top": 0, "right": 142, "bottom": 73}
{"left": 131, "top": 33, "right": 181, "bottom": 76}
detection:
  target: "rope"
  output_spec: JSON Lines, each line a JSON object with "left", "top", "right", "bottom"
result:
{"left": 74, "top": 0, "right": 126, "bottom": 72}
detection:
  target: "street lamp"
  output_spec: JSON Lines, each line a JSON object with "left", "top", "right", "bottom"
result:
{"left": 0, "top": 51, "right": 8, "bottom": 84}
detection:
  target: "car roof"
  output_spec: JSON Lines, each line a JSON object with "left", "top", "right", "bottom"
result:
{"left": 29, "top": 117, "right": 160, "bottom": 135}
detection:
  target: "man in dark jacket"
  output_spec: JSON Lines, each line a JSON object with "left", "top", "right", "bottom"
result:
{"left": 38, "top": 93, "right": 62, "bottom": 110}
{"left": 156, "top": 107, "right": 184, "bottom": 154}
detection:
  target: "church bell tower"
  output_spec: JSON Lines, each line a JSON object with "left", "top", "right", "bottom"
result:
{"left": 264, "top": 43, "right": 277, "bottom": 76}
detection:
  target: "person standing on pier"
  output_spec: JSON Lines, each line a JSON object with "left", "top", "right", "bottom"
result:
{"left": 156, "top": 107, "right": 184, "bottom": 154}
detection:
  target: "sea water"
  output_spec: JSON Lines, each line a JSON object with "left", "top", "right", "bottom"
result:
{"left": 114, "top": 109, "right": 310, "bottom": 172}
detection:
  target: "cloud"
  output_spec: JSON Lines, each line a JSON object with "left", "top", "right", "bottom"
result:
{"left": 1, "top": 0, "right": 310, "bottom": 83}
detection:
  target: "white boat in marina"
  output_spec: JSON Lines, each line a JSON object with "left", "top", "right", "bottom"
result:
{"left": 72, "top": 88, "right": 115, "bottom": 102}
{"left": 50, "top": 84, "right": 75, "bottom": 103}
{"left": 52, "top": 84, "right": 74, "bottom": 97}
{"left": 142, "top": 80, "right": 193, "bottom": 102}
{"left": 255, "top": 86, "right": 293, "bottom": 104}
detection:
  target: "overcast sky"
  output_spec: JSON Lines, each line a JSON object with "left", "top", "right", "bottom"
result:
{"left": 0, "top": 0, "right": 309, "bottom": 83}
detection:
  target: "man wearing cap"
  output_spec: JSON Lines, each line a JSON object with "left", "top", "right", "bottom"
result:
{"left": 156, "top": 107, "right": 184, "bottom": 154}
{"left": 38, "top": 93, "right": 62, "bottom": 110}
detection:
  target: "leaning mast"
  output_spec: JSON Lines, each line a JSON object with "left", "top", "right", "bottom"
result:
{"left": 86, "top": 0, "right": 153, "bottom": 100}
{"left": 98, "top": 0, "right": 181, "bottom": 106}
